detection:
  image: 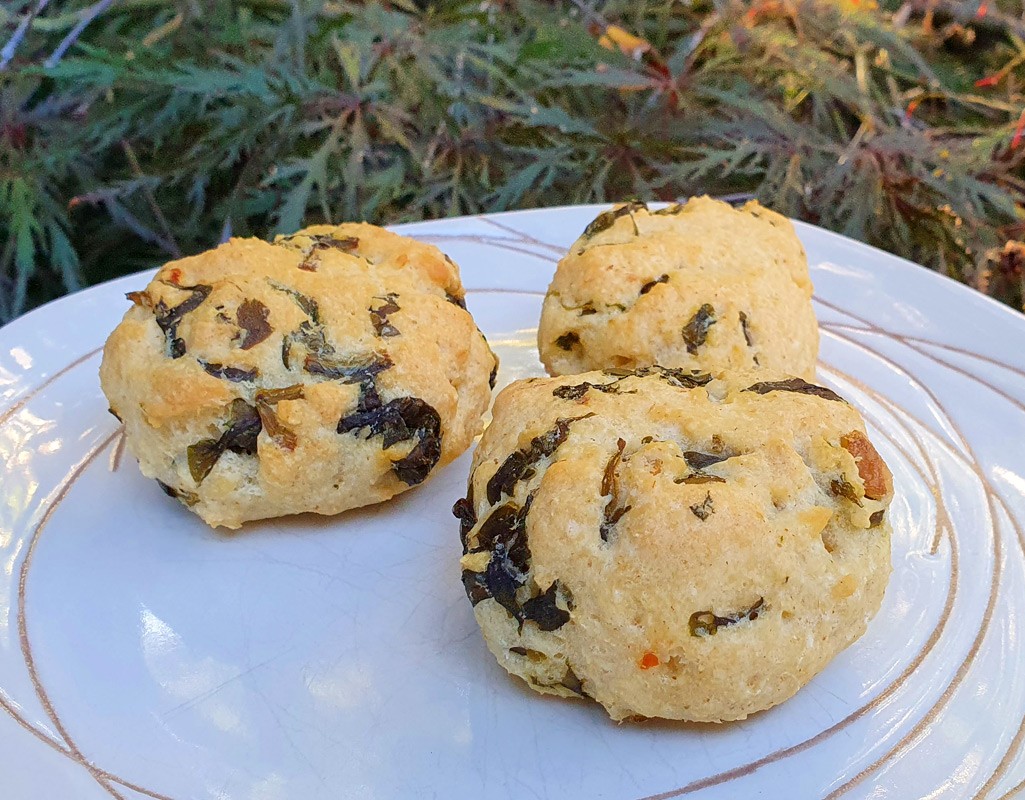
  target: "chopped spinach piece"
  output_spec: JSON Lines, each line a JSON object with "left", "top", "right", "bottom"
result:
{"left": 369, "top": 293, "right": 401, "bottom": 337}
{"left": 186, "top": 399, "right": 262, "bottom": 483}
{"left": 600, "top": 438, "right": 631, "bottom": 543}
{"left": 640, "top": 365, "right": 713, "bottom": 389}
{"left": 639, "top": 274, "right": 669, "bottom": 295}
{"left": 522, "top": 581, "right": 571, "bottom": 631}
{"left": 220, "top": 399, "right": 262, "bottom": 455}
{"left": 306, "top": 350, "right": 394, "bottom": 384}
{"left": 156, "top": 479, "right": 199, "bottom": 507}
{"left": 186, "top": 440, "right": 221, "bottom": 484}
{"left": 552, "top": 380, "right": 626, "bottom": 401}
{"left": 683, "top": 451, "right": 729, "bottom": 470}
{"left": 201, "top": 362, "right": 258, "bottom": 382}
{"left": 682, "top": 303, "right": 716, "bottom": 354}
{"left": 281, "top": 320, "right": 329, "bottom": 370}
{"left": 554, "top": 367, "right": 706, "bottom": 399}
{"left": 256, "top": 404, "right": 296, "bottom": 450}
{"left": 153, "top": 283, "right": 212, "bottom": 359}
{"left": 445, "top": 291, "right": 467, "bottom": 309}
{"left": 489, "top": 362, "right": 498, "bottom": 390}
{"left": 255, "top": 384, "right": 304, "bottom": 405}
{"left": 689, "top": 597, "right": 764, "bottom": 637}
{"left": 675, "top": 474, "right": 726, "bottom": 485}
{"left": 462, "top": 497, "right": 575, "bottom": 629}
{"left": 453, "top": 492, "right": 477, "bottom": 554}
{"left": 254, "top": 384, "right": 304, "bottom": 451}
{"left": 554, "top": 331, "right": 580, "bottom": 351}
{"left": 338, "top": 396, "right": 442, "bottom": 485}
{"left": 581, "top": 200, "right": 647, "bottom": 239}
{"left": 268, "top": 280, "right": 320, "bottom": 323}
{"left": 830, "top": 478, "right": 863, "bottom": 506}
{"left": 743, "top": 378, "right": 845, "bottom": 403}
{"left": 486, "top": 414, "right": 592, "bottom": 503}
{"left": 280, "top": 233, "right": 359, "bottom": 270}
{"left": 461, "top": 569, "right": 490, "bottom": 605}
{"left": 461, "top": 498, "right": 534, "bottom": 618}
{"left": 690, "top": 491, "right": 715, "bottom": 520}
{"left": 739, "top": 311, "right": 754, "bottom": 348}
{"left": 311, "top": 234, "right": 359, "bottom": 252}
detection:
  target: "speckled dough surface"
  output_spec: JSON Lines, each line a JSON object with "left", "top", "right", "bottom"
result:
{"left": 455, "top": 367, "right": 892, "bottom": 723}
{"left": 537, "top": 197, "right": 819, "bottom": 379}
{"left": 101, "top": 223, "right": 498, "bottom": 529}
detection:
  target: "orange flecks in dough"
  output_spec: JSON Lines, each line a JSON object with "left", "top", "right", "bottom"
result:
{"left": 639, "top": 652, "right": 660, "bottom": 670}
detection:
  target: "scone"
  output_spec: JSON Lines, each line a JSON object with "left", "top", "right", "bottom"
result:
{"left": 537, "top": 197, "right": 819, "bottom": 378}
{"left": 455, "top": 367, "right": 892, "bottom": 722}
{"left": 101, "top": 223, "right": 498, "bottom": 529}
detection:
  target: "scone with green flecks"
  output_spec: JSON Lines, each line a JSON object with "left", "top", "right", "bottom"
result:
{"left": 455, "top": 367, "right": 892, "bottom": 722}
{"left": 101, "top": 223, "right": 497, "bottom": 529}
{"left": 538, "top": 197, "right": 818, "bottom": 379}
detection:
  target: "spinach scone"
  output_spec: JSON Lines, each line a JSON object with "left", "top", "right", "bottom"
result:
{"left": 455, "top": 367, "right": 892, "bottom": 722}
{"left": 101, "top": 223, "right": 498, "bottom": 529}
{"left": 537, "top": 197, "right": 819, "bottom": 379}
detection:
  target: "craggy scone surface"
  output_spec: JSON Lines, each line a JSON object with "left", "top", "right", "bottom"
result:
{"left": 101, "top": 223, "right": 497, "bottom": 529}
{"left": 456, "top": 367, "right": 892, "bottom": 722}
{"left": 538, "top": 197, "right": 819, "bottom": 378}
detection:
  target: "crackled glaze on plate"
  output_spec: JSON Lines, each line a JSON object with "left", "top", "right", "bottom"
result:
{"left": 1, "top": 207, "right": 1024, "bottom": 799}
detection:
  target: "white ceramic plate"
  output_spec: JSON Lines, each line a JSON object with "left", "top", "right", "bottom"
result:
{"left": 2, "top": 206, "right": 1024, "bottom": 800}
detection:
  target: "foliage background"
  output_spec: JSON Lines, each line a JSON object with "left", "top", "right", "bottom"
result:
{"left": 1, "top": 0, "right": 1023, "bottom": 323}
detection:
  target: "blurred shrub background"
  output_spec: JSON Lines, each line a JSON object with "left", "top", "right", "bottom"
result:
{"left": 1, "top": 0, "right": 1023, "bottom": 322}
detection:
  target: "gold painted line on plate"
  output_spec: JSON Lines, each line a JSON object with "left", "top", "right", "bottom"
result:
{"left": 476, "top": 216, "right": 567, "bottom": 255}
{"left": 825, "top": 322, "right": 1025, "bottom": 419}
{"left": 14, "top": 429, "right": 178, "bottom": 800}
{"left": 16, "top": 430, "right": 127, "bottom": 800}
{"left": 816, "top": 316, "right": 1025, "bottom": 797}
{"left": 412, "top": 233, "right": 559, "bottom": 263}
{"left": 108, "top": 426, "right": 126, "bottom": 472}
{"left": 0, "top": 691, "right": 71, "bottom": 753}
{"left": 816, "top": 340, "right": 1018, "bottom": 799}
{"left": 0, "top": 346, "right": 103, "bottom": 430}
{"left": 816, "top": 295, "right": 1025, "bottom": 386}
{"left": 894, "top": 334, "right": 1025, "bottom": 382}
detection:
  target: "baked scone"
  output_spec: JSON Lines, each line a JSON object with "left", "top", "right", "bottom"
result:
{"left": 101, "top": 223, "right": 498, "bottom": 529}
{"left": 455, "top": 367, "right": 892, "bottom": 722}
{"left": 537, "top": 197, "right": 819, "bottom": 378}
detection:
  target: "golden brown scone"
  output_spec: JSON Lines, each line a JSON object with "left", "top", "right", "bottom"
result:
{"left": 101, "top": 223, "right": 498, "bottom": 529}
{"left": 455, "top": 367, "right": 892, "bottom": 722}
{"left": 537, "top": 197, "right": 819, "bottom": 379}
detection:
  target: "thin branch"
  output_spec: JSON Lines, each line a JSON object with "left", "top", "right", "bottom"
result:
{"left": 120, "top": 139, "right": 182, "bottom": 258}
{"left": 0, "top": 0, "right": 49, "bottom": 71}
{"left": 44, "top": 0, "right": 118, "bottom": 69}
